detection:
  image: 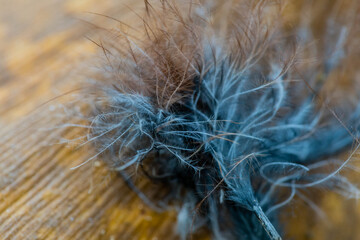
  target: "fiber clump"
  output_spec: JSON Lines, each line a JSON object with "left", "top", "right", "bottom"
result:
{"left": 77, "top": 0, "right": 360, "bottom": 239}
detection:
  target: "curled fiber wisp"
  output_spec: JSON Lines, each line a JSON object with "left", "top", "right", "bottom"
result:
{"left": 71, "top": 0, "right": 360, "bottom": 239}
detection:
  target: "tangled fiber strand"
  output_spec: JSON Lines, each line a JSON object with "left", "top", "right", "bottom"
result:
{"left": 68, "top": 0, "right": 360, "bottom": 239}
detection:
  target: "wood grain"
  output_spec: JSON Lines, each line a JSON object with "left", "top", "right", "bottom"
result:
{"left": 0, "top": 0, "right": 359, "bottom": 239}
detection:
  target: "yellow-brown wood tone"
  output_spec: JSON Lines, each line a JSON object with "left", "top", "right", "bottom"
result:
{"left": 0, "top": 0, "right": 359, "bottom": 239}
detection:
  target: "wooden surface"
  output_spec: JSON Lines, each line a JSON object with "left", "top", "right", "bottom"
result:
{"left": 0, "top": 0, "right": 360, "bottom": 239}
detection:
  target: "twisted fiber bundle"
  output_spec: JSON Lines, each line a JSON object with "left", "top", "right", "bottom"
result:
{"left": 72, "top": 0, "right": 360, "bottom": 239}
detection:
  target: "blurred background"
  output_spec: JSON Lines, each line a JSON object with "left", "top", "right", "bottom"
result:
{"left": 0, "top": 0, "right": 359, "bottom": 239}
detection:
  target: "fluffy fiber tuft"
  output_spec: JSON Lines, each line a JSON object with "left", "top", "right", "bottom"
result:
{"left": 73, "top": 0, "right": 360, "bottom": 239}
